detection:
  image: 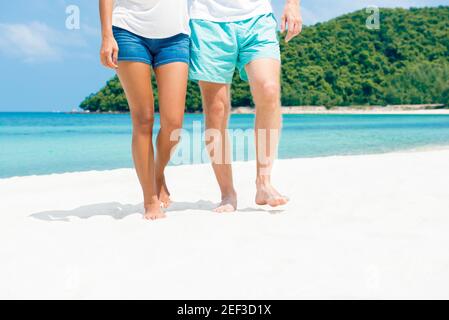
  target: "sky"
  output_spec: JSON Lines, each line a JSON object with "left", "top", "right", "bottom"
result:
{"left": 0, "top": 0, "right": 448, "bottom": 111}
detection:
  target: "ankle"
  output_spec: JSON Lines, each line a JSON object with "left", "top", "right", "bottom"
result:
{"left": 256, "top": 175, "right": 271, "bottom": 186}
{"left": 221, "top": 189, "right": 237, "bottom": 199}
{"left": 144, "top": 197, "right": 160, "bottom": 208}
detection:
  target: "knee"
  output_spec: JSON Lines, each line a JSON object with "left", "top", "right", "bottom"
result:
{"left": 160, "top": 117, "right": 183, "bottom": 134}
{"left": 132, "top": 112, "right": 154, "bottom": 135}
{"left": 206, "top": 97, "right": 229, "bottom": 125}
{"left": 258, "top": 81, "right": 280, "bottom": 107}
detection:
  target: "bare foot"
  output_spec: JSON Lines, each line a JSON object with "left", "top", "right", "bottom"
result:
{"left": 156, "top": 175, "right": 171, "bottom": 209}
{"left": 255, "top": 180, "right": 289, "bottom": 207}
{"left": 144, "top": 202, "right": 166, "bottom": 220}
{"left": 214, "top": 192, "right": 237, "bottom": 213}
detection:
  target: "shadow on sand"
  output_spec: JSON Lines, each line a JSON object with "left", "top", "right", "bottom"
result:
{"left": 165, "top": 200, "right": 216, "bottom": 212}
{"left": 29, "top": 202, "right": 143, "bottom": 222}
{"left": 29, "top": 200, "right": 283, "bottom": 222}
{"left": 238, "top": 207, "right": 285, "bottom": 215}
{"left": 30, "top": 200, "right": 221, "bottom": 222}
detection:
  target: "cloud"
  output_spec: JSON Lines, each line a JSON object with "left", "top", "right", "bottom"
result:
{"left": 0, "top": 22, "right": 59, "bottom": 62}
{"left": 305, "top": 0, "right": 449, "bottom": 23}
{"left": 0, "top": 21, "right": 88, "bottom": 63}
{"left": 273, "top": 0, "right": 449, "bottom": 25}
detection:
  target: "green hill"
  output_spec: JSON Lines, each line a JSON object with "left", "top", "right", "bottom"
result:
{"left": 80, "top": 6, "right": 449, "bottom": 112}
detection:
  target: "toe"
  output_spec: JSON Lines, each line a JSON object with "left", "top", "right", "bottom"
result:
{"left": 280, "top": 196, "right": 289, "bottom": 205}
{"left": 273, "top": 196, "right": 288, "bottom": 207}
{"left": 266, "top": 197, "right": 279, "bottom": 207}
{"left": 222, "top": 205, "right": 235, "bottom": 212}
{"left": 268, "top": 201, "right": 278, "bottom": 207}
{"left": 214, "top": 204, "right": 235, "bottom": 213}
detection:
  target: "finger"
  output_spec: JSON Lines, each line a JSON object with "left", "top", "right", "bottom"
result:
{"left": 298, "top": 20, "right": 303, "bottom": 34}
{"left": 112, "top": 48, "right": 119, "bottom": 68}
{"left": 100, "top": 52, "right": 107, "bottom": 67}
{"left": 292, "top": 21, "right": 300, "bottom": 37}
{"left": 285, "top": 27, "right": 294, "bottom": 42}
{"left": 281, "top": 14, "right": 287, "bottom": 33}
{"left": 100, "top": 50, "right": 105, "bottom": 65}
{"left": 105, "top": 51, "right": 116, "bottom": 69}
{"left": 284, "top": 15, "right": 294, "bottom": 42}
{"left": 287, "top": 21, "right": 301, "bottom": 42}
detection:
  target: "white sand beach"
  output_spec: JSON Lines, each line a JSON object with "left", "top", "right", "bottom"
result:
{"left": 1, "top": 149, "right": 449, "bottom": 299}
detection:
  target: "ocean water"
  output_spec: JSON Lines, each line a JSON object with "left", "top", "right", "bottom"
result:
{"left": 1, "top": 112, "right": 449, "bottom": 178}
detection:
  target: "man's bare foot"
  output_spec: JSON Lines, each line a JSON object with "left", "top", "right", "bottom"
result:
{"left": 214, "top": 192, "right": 238, "bottom": 213}
{"left": 156, "top": 175, "right": 171, "bottom": 209}
{"left": 255, "top": 179, "right": 289, "bottom": 207}
{"left": 144, "top": 202, "right": 166, "bottom": 220}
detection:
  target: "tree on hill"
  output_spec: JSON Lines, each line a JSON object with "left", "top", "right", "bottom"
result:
{"left": 80, "top": 6, "right": 449, "bottom": 112}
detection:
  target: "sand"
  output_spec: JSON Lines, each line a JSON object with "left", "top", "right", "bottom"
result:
{"left": 1, "top": 149, "right": 449, "bottom": 299}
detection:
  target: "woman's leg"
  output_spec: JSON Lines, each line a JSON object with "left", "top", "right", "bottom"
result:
{"left": 116, "top": 61, "right": 165, "bottom": 220}
{"left": 154, "top": 62, "right": 189, "bottom": 208}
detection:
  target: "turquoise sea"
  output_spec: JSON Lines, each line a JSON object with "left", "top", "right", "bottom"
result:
{"left": 1, "top": 112, "right": 449, "bottom": 178}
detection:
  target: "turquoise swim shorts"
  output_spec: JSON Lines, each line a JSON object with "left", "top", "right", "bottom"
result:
{"left": 189, "top": 13, "right": 281, "bottom": 84}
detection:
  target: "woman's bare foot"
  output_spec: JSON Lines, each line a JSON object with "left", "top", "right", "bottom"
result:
{"left": 156, "top": 175, "right": 171, "bottom": 209}
{"left": 144, "top": 202, "right": 166, "bottom": 220}
{"left": 255, "top": 178, "right": 289, "bottom": 207}
{"left": 214, "top": 192, "right": 238, "bottom": 213}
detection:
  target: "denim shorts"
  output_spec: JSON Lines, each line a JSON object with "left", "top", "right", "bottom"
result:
{"left": 190, "top": 14, "right": 280, "bottom": 83}
{"left": 112, "top": 26, "right": 190, "bottom": 68}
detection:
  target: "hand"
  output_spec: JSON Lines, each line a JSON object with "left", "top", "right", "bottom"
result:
{"left": 100, "top": 35, "right": 119, "bottom": 69}
{"left": 281, "top": 1, "right": 303, "bottom": 43}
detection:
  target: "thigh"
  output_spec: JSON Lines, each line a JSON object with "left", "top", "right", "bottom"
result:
{"left": 154, "top": 62, "right": 189, "bottom": 126}
{"left": 238, "top": 14, "right": 281, "bottom": 82}
{"left": 117, "top": 62, "right": 154, "bottom": 122}
{"left": 199, "top": 82, "right": 232, "bottom": 111}
{"left": 245, "top": 58, "right": 281, "bottom": 104}
{"left": 189, "top": 20, "right": 237, "bottom": 84}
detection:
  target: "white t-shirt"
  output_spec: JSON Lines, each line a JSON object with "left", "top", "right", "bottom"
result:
{"left": 112, "top": 0, "right": 190, "bottom": 39}
{"left": 189, "top": 0, "right": 273, "bottom": 22}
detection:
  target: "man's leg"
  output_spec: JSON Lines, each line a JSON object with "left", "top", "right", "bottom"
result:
{"left": 246, "top": 58, "right": 289, "bottom": 207}
{"left": 199, "top": 81, "right": 237, "bottom": 212}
